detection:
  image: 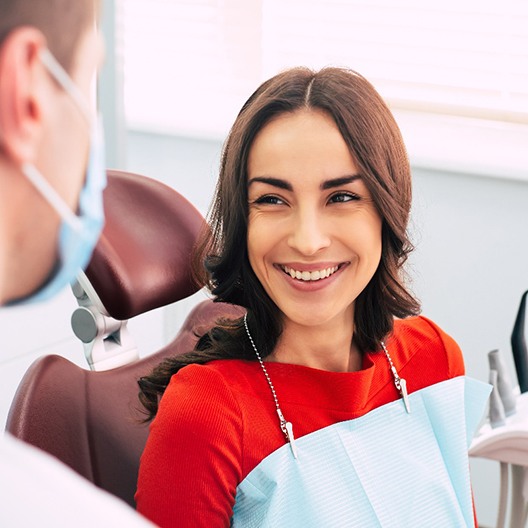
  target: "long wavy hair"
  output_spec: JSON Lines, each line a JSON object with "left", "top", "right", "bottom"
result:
{"left": 138, "top": 66, "right": 420, "bottom": 420}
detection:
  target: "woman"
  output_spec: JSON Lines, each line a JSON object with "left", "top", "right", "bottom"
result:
{"left": 135, "top": 67, "right": 490, "bottom": 527}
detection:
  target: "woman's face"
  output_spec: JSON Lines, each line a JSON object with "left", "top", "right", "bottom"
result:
{"left": 246, "top": 109, "right": 383, "bottom": 331}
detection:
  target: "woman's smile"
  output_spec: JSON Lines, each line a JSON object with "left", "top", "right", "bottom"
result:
{"left": 274, "top": 262, "right": 349, "bottom": 294}
{"left": 280, "top": 263, "right": 342, "bottom": 281}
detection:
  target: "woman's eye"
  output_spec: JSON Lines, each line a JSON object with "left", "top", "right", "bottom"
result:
{"left": 328, "top": 192, "right": 359, "bottom": 204}
{"left": 253, "top": 195, "right": 285, "bottom": 205}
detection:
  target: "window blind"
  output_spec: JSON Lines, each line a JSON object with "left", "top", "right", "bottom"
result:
{"left": 123, "top": 0, "right": 262, "bottom": 138}
{"left": 123, "top": 0, "right": 528, "bottom": 137}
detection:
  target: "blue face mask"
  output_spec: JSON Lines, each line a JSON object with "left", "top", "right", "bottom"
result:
{"left": 8, "top": 49, "right": 106, "bottom": 305}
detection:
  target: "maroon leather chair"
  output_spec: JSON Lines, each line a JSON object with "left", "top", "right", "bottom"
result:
{"left": 5, "top": 170, "right": 243, "bottom": 508}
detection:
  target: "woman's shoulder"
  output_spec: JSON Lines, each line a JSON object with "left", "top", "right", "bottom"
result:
{"left": 152, "top": 361, "right": 251, "bottom": 440}
{"left": 393, "top": 315, "right": 461, "bottom": 350}
{"left": 173, "top": 359, "right": 259, "bottom": 390}
{"left": 390, "top": 315, "right": 465, "bottom": 379}
{"left": 158, "top": 360, "right": 257, "bottom": 417}
{"left": 163, "top": 360, "right": 246, "bottom": 401}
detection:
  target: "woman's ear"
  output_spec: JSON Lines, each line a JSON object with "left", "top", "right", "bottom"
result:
{"left": 0, "top": 27, "right": 48, "bottom": 164}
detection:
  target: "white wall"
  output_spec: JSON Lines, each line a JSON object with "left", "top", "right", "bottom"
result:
{"left": 1, "top": 129, "right": 526, "bottom": 527}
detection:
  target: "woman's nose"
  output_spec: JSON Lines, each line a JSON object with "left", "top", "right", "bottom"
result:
{"left": 287, "top": 208, "right": 331, "bottom": 256}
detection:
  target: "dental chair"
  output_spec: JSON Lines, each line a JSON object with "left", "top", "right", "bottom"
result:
{"left": 5, "top": 169, "right": 243, "bottom": 507}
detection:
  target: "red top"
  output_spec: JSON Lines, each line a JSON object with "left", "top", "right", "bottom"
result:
{"left": 136, "top": 316, "right": 466, "bottom": 527}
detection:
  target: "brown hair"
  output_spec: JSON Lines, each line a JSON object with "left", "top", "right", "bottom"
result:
{"left": 0, "top": 0, "right": 99, "bottom": 72}
{"left": 138, "top": 67, "right": 420, "bottom": 420}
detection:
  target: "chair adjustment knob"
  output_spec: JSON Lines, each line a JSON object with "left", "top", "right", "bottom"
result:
{"left": 71, "top": 307, "right": 98, "bottom": 343}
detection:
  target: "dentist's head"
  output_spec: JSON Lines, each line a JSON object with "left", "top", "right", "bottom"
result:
{"left": 0, "top": 0, "right": 105, "bottom": 305}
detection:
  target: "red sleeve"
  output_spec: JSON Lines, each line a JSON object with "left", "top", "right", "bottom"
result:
{"left": 135, "top": 364, "right": 243, "bottom": 528}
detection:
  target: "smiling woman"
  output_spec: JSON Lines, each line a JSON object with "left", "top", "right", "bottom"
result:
{"left": 135, "top": 67, "right": 490, "bottom": 528}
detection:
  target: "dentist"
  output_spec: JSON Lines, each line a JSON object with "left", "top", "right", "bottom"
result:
{"left": 0, "top": 0, "right": 153, "bottom": 524}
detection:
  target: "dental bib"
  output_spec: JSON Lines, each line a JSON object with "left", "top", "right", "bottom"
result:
{"left": 232, "top": 376, "right": 490, "bottom": 527}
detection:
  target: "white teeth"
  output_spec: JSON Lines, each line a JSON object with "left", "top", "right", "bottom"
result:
{"left": 283, "top": 265, "right": 339, "bottom": 281}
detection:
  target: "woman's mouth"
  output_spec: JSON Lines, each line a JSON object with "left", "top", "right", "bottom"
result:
{"left": 280, "top": 265, "right": 341, "bottom": 282}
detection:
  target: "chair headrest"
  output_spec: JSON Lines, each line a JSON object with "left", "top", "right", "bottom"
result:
{"left": 83, "top": 170, "right": 205, "bottom": 320}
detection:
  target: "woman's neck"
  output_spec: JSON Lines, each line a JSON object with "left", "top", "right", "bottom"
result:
{"left": 269, "top": 317, "right": 362, "bottom": 373}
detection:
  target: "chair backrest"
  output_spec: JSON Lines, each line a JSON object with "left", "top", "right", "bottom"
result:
{"left": 5, "top": 170, "right": 243, "bottom": 507}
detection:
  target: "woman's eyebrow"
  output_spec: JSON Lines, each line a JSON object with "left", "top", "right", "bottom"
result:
{"left": 248, "top": 176, "right": 292, "bottom": 191}
{"left": 320, "top": 175, "right": 361, "bottom": 190}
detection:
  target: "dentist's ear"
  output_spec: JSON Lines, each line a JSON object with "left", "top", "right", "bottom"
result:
{"left": 0, "top": 27, "right": 47, "bottom": 165}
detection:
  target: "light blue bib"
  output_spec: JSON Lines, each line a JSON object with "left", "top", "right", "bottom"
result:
{"left": 232, "top": 376, "right": 490, "bottom": 527}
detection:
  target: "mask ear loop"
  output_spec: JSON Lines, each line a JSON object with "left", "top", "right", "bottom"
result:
{"left": 39, "top": 48, "right": 91, "bottom": 124}
{"left": 33, "top": 48, "right": 97, "bottom": 233}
